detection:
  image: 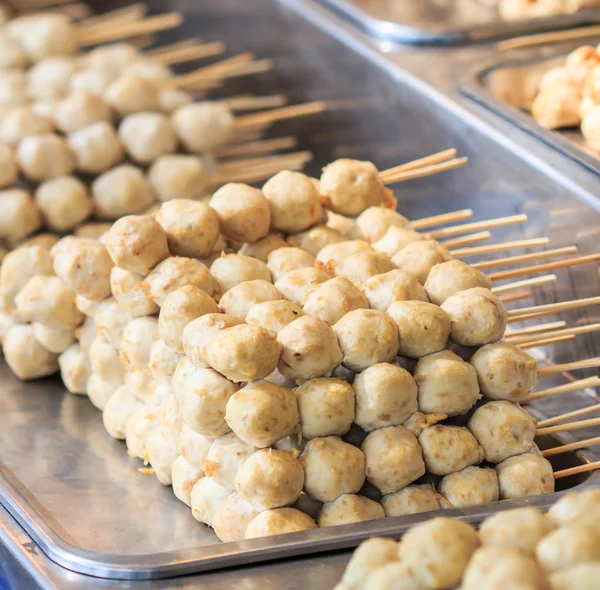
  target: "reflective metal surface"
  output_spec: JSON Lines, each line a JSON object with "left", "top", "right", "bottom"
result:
{"left": 317, "top": 0, "right": 600, "bottom": 44}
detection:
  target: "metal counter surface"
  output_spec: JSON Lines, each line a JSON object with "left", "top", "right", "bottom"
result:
{"left": 3, "top": 0, "right": 600, "bottom": 588}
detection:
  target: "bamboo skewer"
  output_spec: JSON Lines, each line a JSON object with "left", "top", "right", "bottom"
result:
{"left": 542, "top": 437, "right": 600, "bottom": 457}
{"left": 511, "top": 323, "right": 600, "bottom": 346}
{"left": 411, "top": 209, "right": 473, "bottom": 231}
{"left": 234, "top": 102, "right": 327, "bottom": 129}
{"left": 151, "top": 41, "right": 225, "bottom": 66}
{"left": 537, "top": 417, "right": 600, "bottom": 436}
{"left": 499, "top": 290, "right": 533, "bottom": 304}
{"left": 525, "top": 376, "right": 600, "bottom": 402}
{"left": 219, "top": 94, "right": 288, "bottom": 111}
{"left": 451, "top": 237, "right": 550, "bottom": 257}
{"left": 471, "top": 246, "right": 578, "bottom": 271}
{"left": 443, "top": 232, "right": 492, "bottom": 249}
{"left": 488, "top": 253, "right": 600, "bottom": 282}
{"left": 217, "top": 151, "right": 312, "bottom": 171}
{"left": 537, "top": 404, "right": 600, "bottom": 428}
{"left": 382, "top": 157, "right": 468, "bottom": 185}
{"left": 492, "top": 274, "right": 557, "bottom": 294}
{"left": 537, "top": 357, "right": 600, "bottom": 377}
{"left": 145, "top": 38, "right": 201, "bottom": 57}
{"left": 379, "top": 149, "right": 458, "bottom": 180}
{"left": 76, "top": 3, "right": 147, "bottom": 31}
{"left": 214, "top": 136, "right": 298, "bottom": 159}
{"left": 497, "top": 25, "right": 600, "bottom": 52}
{"left": 508, "top": 296, "right": 600, "bottom": 321}
{"left": 505, "top": 321, "right": 567, "bottom": 339}
{"left": 519, "top": 334, "right": 575, "bottom": 350}
{"left": 427, "top": 214, "right": 528, "bottom": 240}
{"left": 554, "top": 461, "right": 600, "bottom": 480}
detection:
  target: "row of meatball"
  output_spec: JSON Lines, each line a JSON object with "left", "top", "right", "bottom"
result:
{"left": 336, "top": 488, "right": 600, "bottom": 590}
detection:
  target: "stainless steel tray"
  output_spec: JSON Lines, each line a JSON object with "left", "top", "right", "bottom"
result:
{"left": 461, "top": 47, "right": 600, "bottom": 174}
{"left": 3, "top": 0, "right": 600, "bottom": 581}
{"left": 316, "top": 0, "right": 600, "bottom": 44}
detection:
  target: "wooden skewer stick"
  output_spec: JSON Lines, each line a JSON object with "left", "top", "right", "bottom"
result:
{"left": 235, "top": 102, "right": 327, "bottom": 129}
{"left": 537, "top": 416, "right": 600, "bottom": 436}
{"left": 542, "top": 436, "right": 600, "bottom": 457}
{"left": 41, "top": 2, "right": 91, "bottom": 19}
{"left": 380, "top": 149, "right": 458, "bottom": 180}
{"left": 452, "top": 237, "right": 550, "bottom": 257}
{"left": 525, "top": 376, "right": 600, "bottom": 402}
{"left": 219, "top": 94, "right": 288, "bottom": 112}
{"left": 214, "top": 136, "right": 297, "bottom": 159}
{"left": 426, "top": 214, "right": 528, "bottom": 240}
{"left": 443, "top": 232, "right": 492, "bottom": 250}
{"left": 511, "top": 323, "right": 600, "bottom": 346}
{"left": 537, "top": 403, "right": 600, "bottom": 428}
{"left": 217, "top": 150, "right": 312, "bottom": 171}
{"left": 537, "top": 357, "right": 600, "bottom": 377}
{"left": 411, "top": 209, "right": 473, "bottom": 231}
{"left": 472, "top": 246, "right": 578, "bottom": 271}
{"left": 508, "top": 296, "right": 600, "bottom": 320}
{"left": 145, "top": 38, "right": 202, "bottom": 57}
{"left": 500, "top": 290, "right": 533, "bottom": 304}
{"left": 519, "top": 334, "right": 575, "bottom": 350}
{"left": 488, "top": 253, "right": 600, "bottom": 282}
{"left": 496, "top": 25, "right": 600, "bottom": 52}
{"left": 505, "top": 321, "right": 567, "bottom": 339}
{"left": 383, "top": 157, "right": 468, "bottom": 185}
{"left": 554, "top": 461, "right": 600, "bottom": 480}
{"left": 492, "top": 274, "right": 557, "bottom": 294}
{"left": 77, "top": 13, "right": 183, "bottom": 47}
{"left": 75, "top": 2, "right": 146, "bottom": 30}
{"left": 152, "top": 42, "right": 225, "bottom": 66}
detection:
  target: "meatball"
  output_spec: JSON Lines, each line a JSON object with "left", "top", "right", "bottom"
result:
{"left": 203, "top": 432, "right": 257, "bottom": 490}
{"left": 536, "top": 523, "right": 600, "bottom": 573}
{"left": 246, "top": 300, "right": 304, "bottom": 334}
{"left": 548, "top": 490, "right": 600, "bottom": 527}
{"left": 148, "top": 339, "right": 181, "bottom": 388}
{"left": 121, "top": 317, "right": 159, "bottom": 372}
{"left": 35, "top": 176, "right": 93, "bottom": 233}
{"left": 320, "top": 159, "right": 386, "bottom": 216}
{"left": 262, "top": 170, "right": 323, "bottom": 233}
{"left": 219, "top": 280, "right": 281, "bottom": 321}
{"left": 89, "top": 337, "right": 124, "bottom": 382}
{"left": 118, "top": 112, "right": 177, "bottom": 164}
{"left": 316, "top": 239, "right": 372, "bottom": 268}
{"left": 302, "top": 277, "right": 369, "bottom": 325}
{"left": 8, "top": 14, "right": 77, "bottom": 62}
{"left": 110, "top": 267, "right": 159, "bottom": 318}
{"left": 372, "top": 226, "right": 424, "bottom": 257}
{"left": 362, "top": 426, "right": 425, "bottom": 494}
{"left": 439, "top": 466, "right": 499, "bottom": 507}
{"left": 16, "top": 133, "right": 75, "bottom": 182}
{"left": 353, "top": 206, "right": 409, "bottom": 243}
{"left": 479, "top": 507, "right": 553, "bottom": 554}
{"left": 381, "top": 484, "right": 446, "bottom": 517}
{"left": 441, "top": 287, "right": 508, "bottom": 347}
{"left": 334, "top": 250, "right": 395, "bottom": 284}
{"left": 470, "top": 342, "right": 537, "bottom": 402}
{"left": 225, "top": 381, "right": 299, "bottom": 448}
{"left": 55, "top": 90, "right": 112, "bottom": 134}
{"left": 414, "top": 350, "right": 481, "bottom": 415}
{"left": 178, "top": 367, "right": 239, "bottom": 438}
{"left": 238, "top": 233, "right": 288, "bottom": 262}
{"left": 210, "top": 254, "right": 271, "bottom": 293}
{"left": 171, "top": 102, "right": 234, "bottom": 152}
{"left": 125, "top": 406, "right": 156, "bottom": 460}
{"left": 171, "top": 455, "right": 204, "bottom": 507}
{"left": 274, "top": 267, "right": 331, "bottom": 306}
{"left": 4, "top": 324, "right": 59, "bottom": 380}
{"left": 277, "top": 315, "right": 343, "bottom": 381}
{"left": 235, "top": 448, "right": 304, "bottom": 510}
{"left": 496, "top": 452, "right": 554, "bottom": 500}
{"left": 0, "top": 145, "right": 18, "bottom": 188}
{"left": 67, "top": 121, "right": 125, "bottom": 174}
{"left": 295, "top": 378, "right": 355, "bottom": 439}
{"left": 158, "top": 88, "right": 193, "bottom": 113}
{"left": 159, "top": 394, "right": 182, "bottom": 452}
{"left": 88, "top": 375, "right": 120, "bottom": 411}
{"left": 468, "top": 400, "right": 536, "bottom": 463}
{"left": 425, "top": 259, "right": 492, "bottom": 305}
{"left": 33, "top": 323, "right": 74, "bottom": 354}
{"left": 0, "top": 190, "right": 42, "bottom": 244}
{"left": 318, "top": 494, "right": 384, "bottom": 528}
{"left": 178, "top": 422, "right": 211, "bottom": 471}
{"left": 550, "top": 563, "right": 600, "bottom": 590}
{"left": 102, "top": 385, "right": 142, "bottom": 440}
{"left": 267, "top": 247, "right": 315, "bottom": 282}
{"left": 0, "top": 106, "right": 54, "bottom": 146}
{"left": 93, "top": 298, "right": 134, "bottom": 350}
{"left": 387, "top": 301, "right": 450, "bottom": 359}
{"left": 190, "top": 476, "right": 233, "bottom": 527}
{"left": 287, "top": 225, "right": 345, "bottom": 257}
{"left": 340, "top": 538, "right": 399, "bottom": 590}
{"left": 362, "top": 563, "right": 423, "bottom": 590}
{"left": 419, "top": 425, "right": 484, "bottom": 475}
{"left": 212, "top": 494, "right": 259, "bottom": 543}
{"left": 391, "top": 240, "right": 452, "bottom": 284}
{"left": 105, "top": 73, "right": 160, "bottom": 116}
{"left": 245, "top": 508, "right": 317, "bottom": 539}
{"left": 362, "top": 269, "right": 428, "bottom": 312}
{"left": 1, "top": 246, "right": 54, "bottom": 304}
{"left": 300, "top": 436, "right": 365, "bottom": 503}
{"left": 148, "top": 154, "right": 210, "bottom": 202}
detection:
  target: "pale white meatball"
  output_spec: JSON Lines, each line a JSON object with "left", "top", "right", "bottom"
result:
{"left": 118, "top": 112, "right": 177, "bottom": 164}
{"left": 92, "top": 165, "right": 156, "bottom": 220}
{"left": 381, "top": 484, "right": 446, "bottom": 517}
{"left": 480, "top": 507, "right": 553, "bottom": 554}
{"left": 93, "top": 298, "right": 134, "bottom": 350}
{"left": 320, "top": 159, "right": 387, "bottom": 216}
{"left": 245, "top": 508, "right": 317, "bottom": 539}
{"left": 362, "top": 269, "right": 428, "bottom": 312}
{"left": 340, "top": 538, "right": 400, "bottom": 590}
{"left": 470, "top": 342, "right": 538, "bottom": 402}
{"left": 387, "top": 301, "right": 450, "bottom": 359}
{"left": 145, "top": 428, "right": 178, "bottom": 485}
{"left": 425, "top": 260, "right": 492, "bottom": 305}
{"left": 318, "top": 494, "right": 384, "bottom": 528}
{"left": 439, "top": 466, "right": 499, "bottom": 507}
{"left": 87, "top": 374, "right": 119, "bottom": 411}
{"left": 58, "top": 343, "right": 91, "bottom": 394}
{"left": 125, "top": 369, "right": 156, "bottom": 401}
{"left": 0, "top": 246, "right": 54, "bottom": 301}
{"left": 287, "top": 225, "right": 345, "bottom": 257}
{"left": 0, "top": 189, "right": 42, "bottom": 244}
{"left": 203, "top": 432, "right": 256, "bottom": 490}
{"left": 123, "top": 58, "right": 171, "bottom": 83}
{"left": 160, "top": 394, "right": 182, "bottom": 451}
{"left": 537, "top": 523, "right": 600, "bottom": 574}
{"left": 295, "top": 378, "right": 354, "bottom": 439}
{"left": 55, "top": 90, "right": 112, "bottom": 134}
{"left": 182, "top": 313, "right": 243, "bottom": 369}
{"left": 210, "top": 254, "right": 271, "bottom": 293}
{"left": 89, "top": 337, "right": 124, "bottom": 382}
{"left": 75, "top": 223, "right": 112, "bottom": 241}
{"left": 35, "top": 177, "right": 92, "bottom": 233}
{"left": 148, "top": 154, "right": 210, "bottom": 202}
{"left": 334, "top": 309, "right": 398, "bottom": 372}
{"left": 178, "top": 368, "right": 239, "bottom": 438}
{"left": 550, "top": 563, "right": 600, "bottom": 590}
{"left": 82, "top": 43, "right": 140, "bottom": 76}
{"left": 238, "top": 233, "right": 288, "bottom": 262}
{"left": 9, "top": 15, "right": 76, "bottom": 62}
{"left": 27, "top": 56, "right": 76, "bottom": 99}
{"left": 143, "top": 257, "right": 215, "bottom": 306}
{"left": 399, "top": 517, "right": 479, "bottom": 590}
{"left": 148, "top": 339, "right": 181, "bottom": 387}
{"left": 33, "top": 323, "right": 74, "bottom": 354}
{"left": 125, "top": 406, "right": 156, "bottom": 460}
{"left": 0, "top": 106, "right": 53, "bottom": 146}
{"left": 67, "top": 121, "right": 124, "bottom": 174}
{"left": 316, "top": 239, "right": 372, "bottom": 267}
{"left": 102, "top": 385, "right": 142, "bottom": 440}
{"left": 219, "top": 280, "right": 281, "bottom": 320}
{"left": 267, "top": 247, "right": 315, "bottom": 282}
{"left": 372, "top": 226, "right": 424, "bottom": 257}
{"left": 21, "top": 233, "right": 59, "bottom": 251}
{"left": 274, "top": 267, "right": 331, "bottom": 306}
{"left": 419, "top": 425, "right": 484, "bottom": 476}
{"left": 548, "top": 490, "right": 600, "bottom": 527}
{"left": 302, "top": 277, "right": 369, "bottom": 325}
{"left": 69, "top": 68, "right": 113, "bottom": 96}
{"left": 4, "top": 324, "right": 58, "bottom": 380}
{"left": 209, "top": 183, "right": 271, "bottom": 243}
{"left": 363, "top": 562, "right": 423, "bottom": 590}
{"left": 121, "top": 317, "right": 159, "bottom": 370}
{"left": 171, "top": 455, "right": 203, "bottom": 507}
{"left": 16, "top": 275, "right": 82, "bottom": 329}
{"left": 415, "top": 350, "right": 481, "bottom": 416}
{"left": 442, "top": 287, "right": 508, "bottom": 347}
{"left": 190, "top": 476, "right": 233, "bottom": 527}
{"left": 159, "top": 88, "right": 193, "bottom": 113}
{"left": 212, "top": 494, "right": 259, "bottom": 543}
{"left": 277, "top": 315, "right": 343, "bottom": 381}
{"left": 235, "top": 448, "right": 304, "bottom": 511}
{"left": 391, "top": 240, "right": 452, "bottom": 284}
{"left": 178, "top": 422, "right": 211, "bottom": 471}
{"left": 0, "top": 33, "right": 28, "bottom": 70}
{"left": 159, "top": 286, "right": 219, "bottom": 353}
{"left": 262, "top": 170, "right": 323, "bottom": 233}
{"left": 334, "top": 250, "right": 396, "bottom": 284}
{"left": 17, "top": 133, "right": 75, "bottom": 182}
{"left": 143, "top": 383, "right": 171, "bottom": 422}
{"left": 300, "top": 436, "right": 365, "bottom": 503}
{"left": 362, "top": 426, "right": 425, "bottom": 494}
{"left": 105, "top": 73, "right": 160, "bottom": 117}
{"left": 171, "top": 102, "right": 234, "bottom": 152}
{"left": 468, "top": 400, "right": 536, "bottom": 463}
{"left": 110, "top": 267, "right": 159, "bottom": 318}
{"left": 246, "top": 300, "right": 304, "bottom": 334}
{"left": 0, "top": 70, "right": 28, "bottom": 106}
{"left": 353, "top": 206, "right": 409, "bottom": 243}
{"left": 0, "top": 145, "right": 18, "bottom": 188}
{"left": 496, "top": 452, "right": 555, "bottom": 500}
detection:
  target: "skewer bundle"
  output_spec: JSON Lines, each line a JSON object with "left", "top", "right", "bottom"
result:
{"left": 335, "top": 488, "right": 600, "bottom": 590}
